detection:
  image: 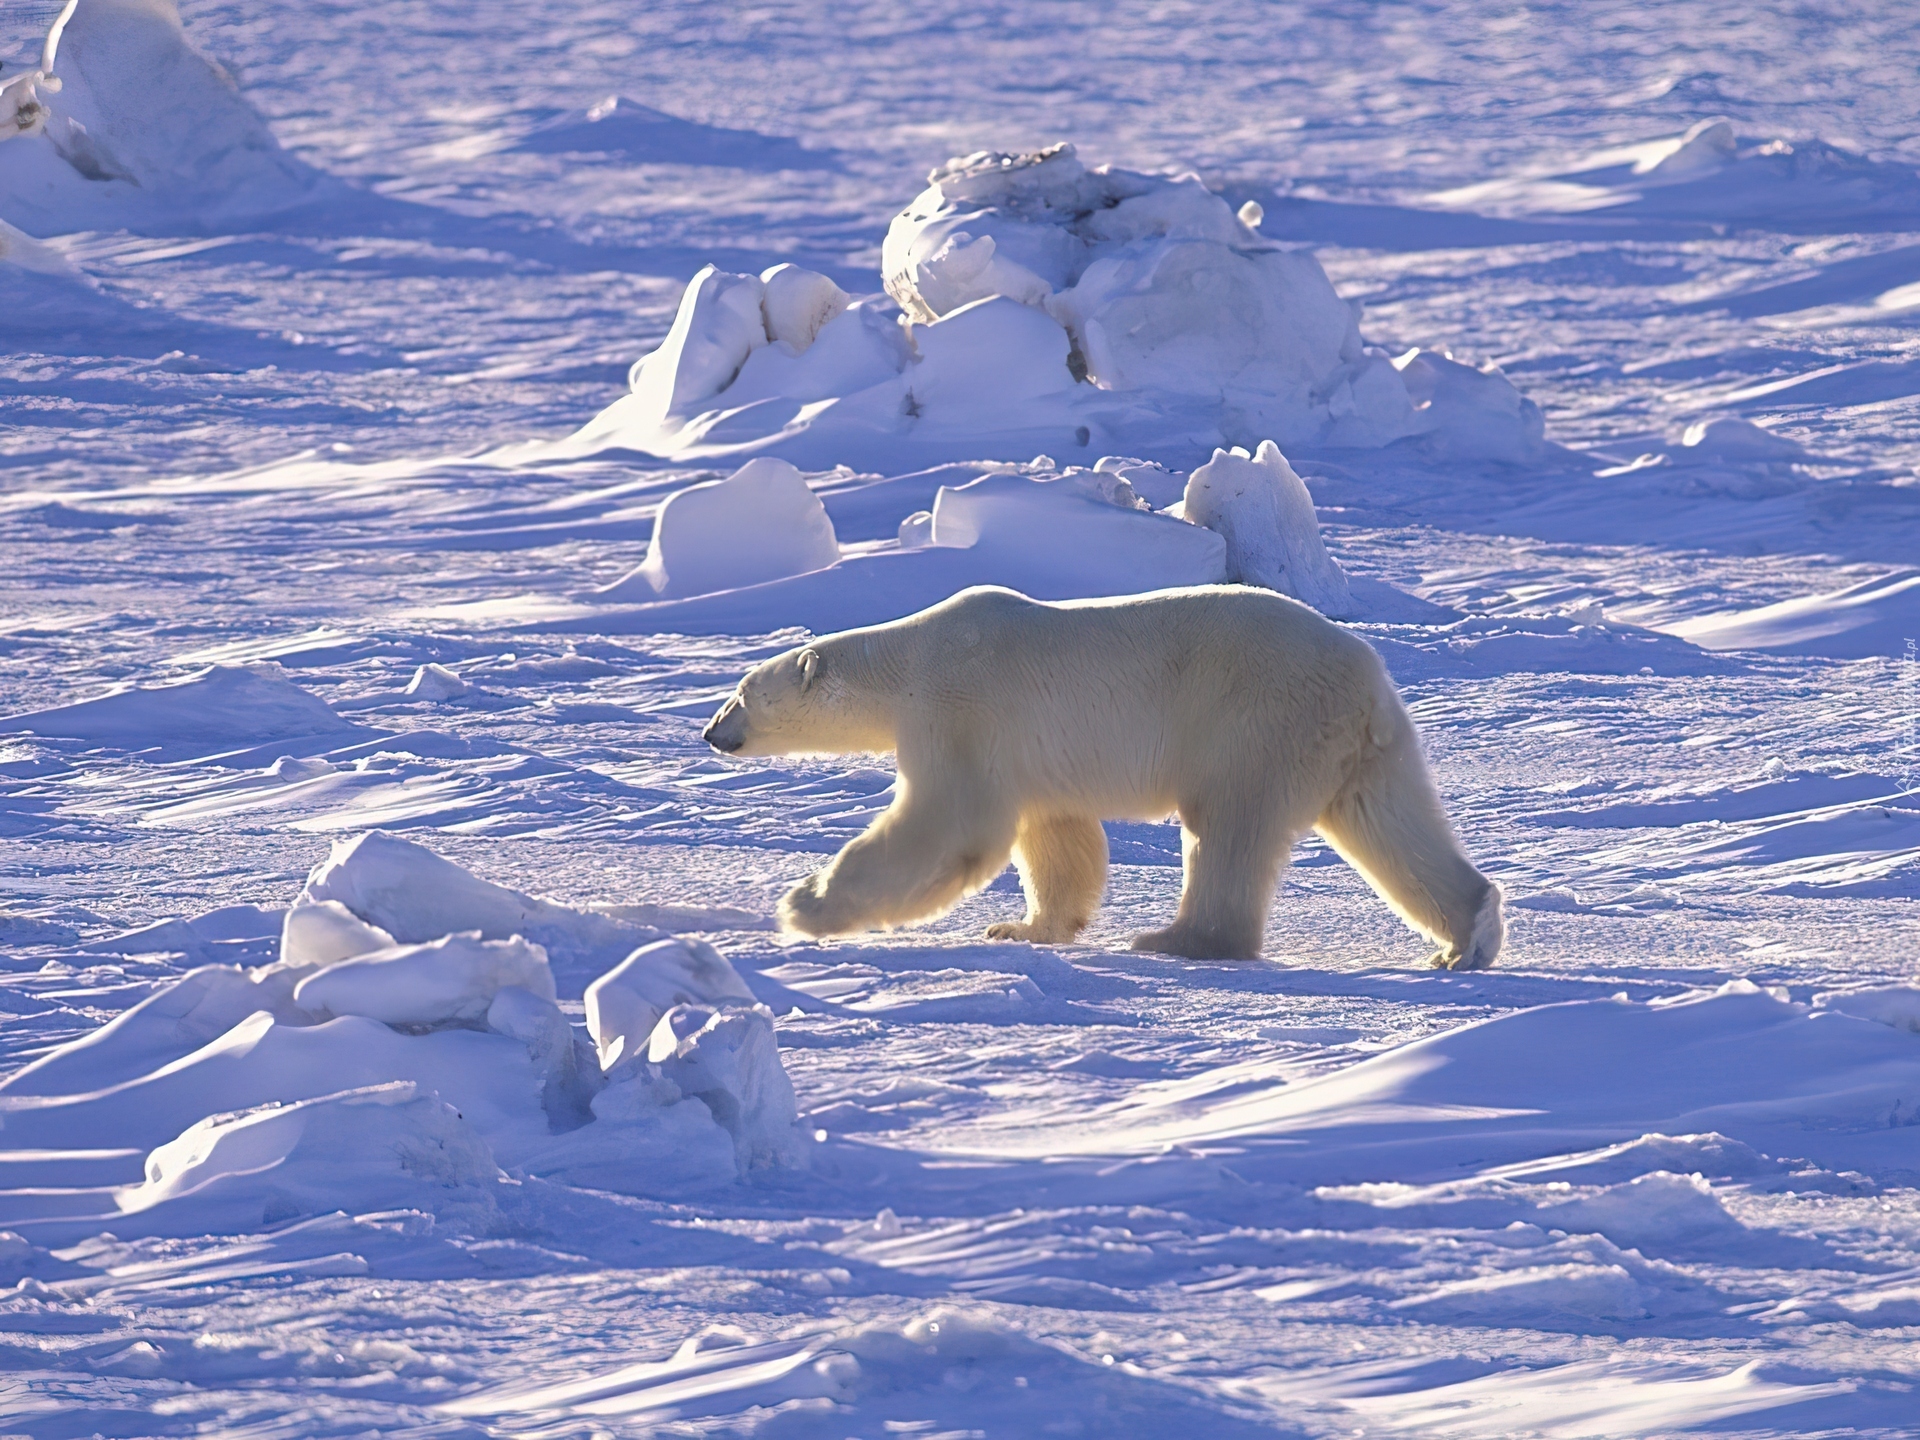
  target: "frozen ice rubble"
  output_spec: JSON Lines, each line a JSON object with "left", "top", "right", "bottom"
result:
{"left": 547, "top": 143, "right": 1544, "bottom": 470}
{"left": 0, "top": 834, "right": 810, "bottom": 1239}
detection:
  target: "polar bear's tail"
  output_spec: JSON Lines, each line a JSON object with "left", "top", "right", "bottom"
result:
{"left": 1314, "top": 685, "right": 1505, "bottom": 971}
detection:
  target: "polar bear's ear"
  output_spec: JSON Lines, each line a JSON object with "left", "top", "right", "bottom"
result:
{"left": 798, "top": 648, "right": 821, "bottom": 691}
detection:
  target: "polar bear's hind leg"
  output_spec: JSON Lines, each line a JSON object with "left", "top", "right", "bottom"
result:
{"left": 1313, "top": 723, "right": 1504, "bottom": 970}
{"left": 987, "top": 813, "right": 1108, "bottom": 943}
{"left": 1132, "top": 802, "right": 1298, "bottom": 960}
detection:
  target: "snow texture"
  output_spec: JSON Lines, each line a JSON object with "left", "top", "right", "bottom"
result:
{"left": 7, "top": 0, "right": 1920, "bottom": 1434}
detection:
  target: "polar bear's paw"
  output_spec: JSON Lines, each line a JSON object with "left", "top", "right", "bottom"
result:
{"left": 777, "top": 872, "right": 859, "bottom": 937}
{"left": 984, "top": 918, "right": 1085, "bottom": 944}
{"left": 1428, "top": 946, "right": 1492, "bottom": 971}
{"left": 1130, "top": 924, "right": 1259, "bottom": 961}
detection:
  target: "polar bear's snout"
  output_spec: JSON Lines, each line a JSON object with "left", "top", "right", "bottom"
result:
{"left": 704, "top": 696, "right": 747, "bottom": 753}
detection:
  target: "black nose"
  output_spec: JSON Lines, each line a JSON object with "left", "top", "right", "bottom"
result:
{"left": 703, "top": 716, "right": 742, "bottom": 753}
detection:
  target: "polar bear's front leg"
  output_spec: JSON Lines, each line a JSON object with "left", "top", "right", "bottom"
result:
{"left": 986, "top": 813, "right": 1108, "bottom": 944}
{"left": 779, "top": 790, "right": 1017, "bottom": 938}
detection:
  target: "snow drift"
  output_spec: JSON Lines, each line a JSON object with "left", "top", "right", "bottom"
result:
{"left": 548, "top": 143, "right": 1544, "bottom": 469}
{"left": 0, "top": 661, "right": 349, "bottom": 754}
{"left": 0, "top": 833, "right": 809, "bottom": 1239}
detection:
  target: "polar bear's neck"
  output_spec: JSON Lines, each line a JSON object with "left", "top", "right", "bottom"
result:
{"left": 812, "top": 627, "right": 910, "bottom": 753}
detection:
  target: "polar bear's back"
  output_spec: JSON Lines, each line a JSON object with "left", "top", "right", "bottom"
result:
{"left": 899, "top": 585, "right": 1388, "bottom": 816}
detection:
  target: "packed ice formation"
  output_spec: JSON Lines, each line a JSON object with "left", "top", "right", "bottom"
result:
{"left": 0, "top": 832, "right": 809, "bottom": 1239}
{"left": 554, "top": 143, "right": 1544, "bottom": 469}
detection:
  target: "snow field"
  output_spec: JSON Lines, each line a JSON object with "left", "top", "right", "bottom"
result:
{"left": 4, "top": 0, "right": 1920, "bottom": 1434}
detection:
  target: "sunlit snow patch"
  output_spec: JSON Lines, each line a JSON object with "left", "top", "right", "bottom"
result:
{"left": 1664, "top": 568, "right": 1920, "bottom": 659}
{"left": 539, "top": 143, "right": 1543, "bottom": 470}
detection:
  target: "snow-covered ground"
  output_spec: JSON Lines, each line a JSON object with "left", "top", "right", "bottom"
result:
{"left": 3, "top": 1, "right": 1919, "bottom": 1435}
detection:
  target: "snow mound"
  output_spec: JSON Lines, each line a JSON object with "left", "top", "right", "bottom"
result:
{"left": 442, "top": 1306, "right": 1244, "bottom": 1430}
{"left": 599, "top": 456, "right": 841, "bottom": 601}
{"left": 544, "top": 143, "right": 1544, "bottom": 469}
{"left": 1183, "top": 441, "right": 1352, "bottom": 615}
{"left": 1675, "top": 417, "right": 1807, "bottom": 467}
{"left": 553, "top": 461, "right": 1227, "bottom": 632}
{"left": 0, "top": 215, "right": 75, "bottom": 277}
{"left": 0, "top": 661, "right": 344, "bottom": 753}
{"left": 1431, "top": 119, "right": 1920, "bottom": 228}
{"left": 909, "top": 468, "right": 1225, "bottom": 588}
{"left": 0, "top": 839, "right": 811, "bottom": 1237}
{"left": 1393, "top": 1262, "right": 1648, "bottom": 1322}
{"left": 0, "top": 0, "right": 319, "bottom": 233}
{"left": 1021, "top": 983, "right": 1920, "bottom": 1183}
{"left": 513, "top": 96, "right": 834, "bottom": 171}
{"left": 1813, "top": 984, "right": 1920, "bottom": 1034}
{"left": 113, "top": 1083, "right": 501, "bottom": 1237}
{"left": 1664, "top": 569, "right": 1920, "bottom": 659}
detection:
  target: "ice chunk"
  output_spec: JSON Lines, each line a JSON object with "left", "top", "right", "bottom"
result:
{"left": 1392, "top": 347, "right": 1545, "bottom": 462}
{"left": 114, "top": 1082, "right": 501, "bottom": 1234}
{"left": 486, "top": 985, "right": 598, "bottom": 1131}
{"left": 1182, "top": 441, "right": 1353, "bottom": 616}
{"left": 599, "top": 456, "right": 840, "bottom": 602}
{"left": 293, "top": 932, "right": 556, "bottom": 1027}
{"left": 907, "top": 294, "right": 1079, "bottom": 410}
{"left": 627, "top": 264, "right": 769, "bottom": 426}
{"left": 585, "top": 936, "right": 756, "bottom": 1072}
{"left": 550, "top": 143, "right": 1547, "bottom": 469}
{"left": 404, "top": 662, "right": 470, "bottom": 700}
{"left": 297, "top": 831, "right": 655, "bottom": 974}
{"left": 278, "top": 899, "right": 396, "bottom": 972}
{"left": 647, "top": 1003, "right": 808, "bottom": 1171}
{"left": 759, "top": 263, "right": 849, "bottom": 352}
{"left": 1093, "top": 454, "right": 1186, "bottom": 509}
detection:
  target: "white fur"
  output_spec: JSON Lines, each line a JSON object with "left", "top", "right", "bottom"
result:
{"left": 704, "top": 585, "right": 1502, "bottom": 965}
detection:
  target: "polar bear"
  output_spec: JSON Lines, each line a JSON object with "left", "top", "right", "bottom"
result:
{"left": 703, "top": 585, "right": 1504, "bottom": 968}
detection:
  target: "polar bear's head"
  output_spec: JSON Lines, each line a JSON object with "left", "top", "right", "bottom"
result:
{"left": 703, "top": 646, "right": 827, "bottom": 756}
